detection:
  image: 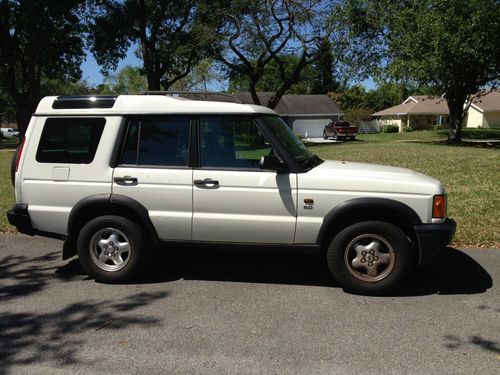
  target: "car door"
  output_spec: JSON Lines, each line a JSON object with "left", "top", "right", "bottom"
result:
{"left": 112, "top": 116, "right": 193, "bottom": 240}
{"left": 192, "top": 116, "right": 297, "bottom": 244}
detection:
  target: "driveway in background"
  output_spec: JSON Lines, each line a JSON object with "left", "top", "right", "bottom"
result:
{"left": 0, "top": 235, "right": 498, "bottom": 374}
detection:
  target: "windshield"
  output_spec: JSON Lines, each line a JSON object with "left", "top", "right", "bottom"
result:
{"left": 261, "top": 116, "right": 315, "bottom": 166}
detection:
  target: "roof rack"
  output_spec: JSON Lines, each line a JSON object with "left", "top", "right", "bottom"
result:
{"left": 52, "top": 95, "right": 118, "bottom": 109}
{"left": 142, "top": 91, "right": 244, "bottom": 104}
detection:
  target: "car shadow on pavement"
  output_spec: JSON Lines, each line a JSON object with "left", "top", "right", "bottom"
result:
{"left": 56, "top": 246, "right": 493, "bottom": 296}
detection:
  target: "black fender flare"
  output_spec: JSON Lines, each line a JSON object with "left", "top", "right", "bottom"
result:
{"left": 65, "top": 194, "right": 159, "bottom": 259}
{"left": 316, "top": 197, "right": 422, "bottom": 246}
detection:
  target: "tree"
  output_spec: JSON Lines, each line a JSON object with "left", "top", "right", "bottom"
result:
{"left": 211, "top": 0, "right": 334, "bottom": 109}
{"left": 170, "top": 58, "right": 223, "bottom": 92}
{"left": 0, "top": 0, "right": 86, "bottom": 134}
{"left": 89, "top": 0, "right": 209, "bottom": 91}
{"left": 228, "top": 55, "right": 314, "bottom": 94}
{"left": 310, "top": 40, "right": 340, "bottom": 94}
{"left": 343, "top": 0, "right": 500, "bottom": 142}
{"left": 328, "top": 85, "right": 367, "bottom": 111}
{"left": 103, "top": 66, "right": 148, "bottom": 94}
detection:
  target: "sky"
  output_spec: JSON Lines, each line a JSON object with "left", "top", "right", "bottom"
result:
{"left": 80, "top": 48, "right": 142, "bottom": 86}
{"left": 80, "top": 47, "right": 376, "bottom": 91}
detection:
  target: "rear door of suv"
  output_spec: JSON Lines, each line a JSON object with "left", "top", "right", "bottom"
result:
{"left": 112, "top": 116, "right": 193, "bottom": 240}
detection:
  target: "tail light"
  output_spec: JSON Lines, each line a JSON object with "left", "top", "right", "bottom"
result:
{"left": 15, "top": 137, "right": 25, "bottom": 172}
{"left": 432, "top": 195, "right": 446, "bottom": 219}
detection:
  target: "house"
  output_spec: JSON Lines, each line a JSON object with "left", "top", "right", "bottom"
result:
{"left": 372, "top": 96, "right": 450, "bottom": 132}
{"left": 464, "top": 90, "right": 500, "bottom": 128}
{"left": 232, "top": 93, "right": 343, "bottom": 138}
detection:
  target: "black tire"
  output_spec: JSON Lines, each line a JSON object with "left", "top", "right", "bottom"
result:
{"left": 326, "top": 221, "right": 413, "bottom": 295}
{"left": 77, "top": 215, "right": 151, "bottom": 283}
{"left": 323, "top": 132, "right": 328, "bottom": 140}
{"left": 10, "top": 145, "right": 21, "bottom": 186}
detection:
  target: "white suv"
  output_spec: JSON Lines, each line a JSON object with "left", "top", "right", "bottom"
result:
{"left": 8, "top": 94, "right": 456, "bottom": 294}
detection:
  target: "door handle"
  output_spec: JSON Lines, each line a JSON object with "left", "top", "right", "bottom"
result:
{"left": 114, "top": 176, "right": 138, "bottom": 186}
{"left": 194, "top": 178, "right": 219, "bottom": 189}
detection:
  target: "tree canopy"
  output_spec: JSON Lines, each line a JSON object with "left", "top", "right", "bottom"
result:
{"left": 209, "top": 0, "right": 334, "bottom": 108}
{"left": 88, "top": 0, "right": 209, "bottom": 91}
{"left": 0, "top": 0, "right": 86, "bottom": 133}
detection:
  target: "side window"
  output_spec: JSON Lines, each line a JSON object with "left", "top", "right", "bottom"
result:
{"left": 36, "top": 118, "right": 105, "bottom": 164}
{"left": 200, "top": 117, "right": 272, "bottom": 169}
{"left": 120, "top": 117, "right": 190, "bottom": 167}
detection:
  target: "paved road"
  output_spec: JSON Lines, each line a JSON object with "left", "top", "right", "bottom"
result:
{"left": 0, "top": 235, "right": 498, "bottom": 374}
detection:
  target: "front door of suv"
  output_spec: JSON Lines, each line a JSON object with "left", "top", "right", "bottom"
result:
{"left": 112, "top": 116, "right": 192, "bottom": 240}
{"left": 192, "top": 116, "right": 297, "bottom": 243}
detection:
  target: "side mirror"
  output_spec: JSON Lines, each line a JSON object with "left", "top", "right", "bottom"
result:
{"left": 259, "top": 155, "right": 287, "bottom": 173}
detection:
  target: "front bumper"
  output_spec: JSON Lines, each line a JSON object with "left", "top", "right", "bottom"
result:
{"left": 7, "top": 204, "right": 34, "bottom": 235}
{"left": 414, "top": 218, "right": 457, "bottom": 264}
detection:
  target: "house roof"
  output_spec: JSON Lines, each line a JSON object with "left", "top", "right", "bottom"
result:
{"left": 231, "top": 92, "right": 343, "bottom": 116}
{"left": 470, "top": 90, "right": 500, "bottom": 112}
{"left": 373, "top": 95, "right": 449, "bottom": 116}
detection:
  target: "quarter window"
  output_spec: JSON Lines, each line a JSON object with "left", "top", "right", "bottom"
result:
{"left": 36, "top": 118, "right": 105, "bottom": 164}
{"left": 120, "top": 117, "right": 190, "bottom": 167}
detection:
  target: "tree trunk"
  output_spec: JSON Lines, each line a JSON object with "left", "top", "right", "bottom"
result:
{"left": 249, "top": 80, "right": 261, "bottom": 105}
{"left": 446, "top": 94, "right": 466, "bottom": 143}
{"left": 15, "top": 95, "right": 38, "bottom": 136}
{"left": 146, "top": 70, "right": 162, "bottom": 91}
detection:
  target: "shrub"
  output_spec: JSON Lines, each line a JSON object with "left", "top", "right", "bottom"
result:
{"left": 433, "top": 124, "right": 443, "bottom": 130}
{"left": 382, "top": 124, "right": 399, "bottom": 133}
{"left": 402, "top": 126, "right": 413, "bottom": 132}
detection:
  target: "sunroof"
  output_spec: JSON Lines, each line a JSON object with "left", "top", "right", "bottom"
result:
{"left": 52, "top": 95, "right": 118, "bottom": 109}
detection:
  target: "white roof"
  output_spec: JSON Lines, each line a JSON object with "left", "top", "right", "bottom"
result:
{"left": 35, "top": 95, "right": 278, "bottom": 116}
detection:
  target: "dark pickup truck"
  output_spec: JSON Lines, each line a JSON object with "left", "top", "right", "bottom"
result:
{"left": 323, "top": 121, "right": 358, "bottom": 141}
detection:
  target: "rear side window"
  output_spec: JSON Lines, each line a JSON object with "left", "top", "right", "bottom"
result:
{"left": 120, "top": 117, "right": 190, "bottom": 167}
{"left": 36, "top": 118, "right": 105, "bottom": 164}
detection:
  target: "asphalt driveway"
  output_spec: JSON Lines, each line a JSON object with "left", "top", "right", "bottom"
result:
{"left": 0, "top": 234, "right": 498, "bottom": 374}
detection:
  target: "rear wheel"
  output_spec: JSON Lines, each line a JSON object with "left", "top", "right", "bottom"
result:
{"left": 327, "top": 221, "right": 413, "bottom": 295}
{"left": 77, "top": 215, "right": 151, "bottom": 283}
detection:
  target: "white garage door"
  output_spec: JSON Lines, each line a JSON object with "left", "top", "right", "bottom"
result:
{"left": 292, "top": 118, "right": 332, "bottom": 138}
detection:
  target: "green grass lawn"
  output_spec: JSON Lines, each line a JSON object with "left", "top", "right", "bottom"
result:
{"left": 0, "top": 130, "right": 498, "bottom": 247}
{"left": 0, "top": 150, "right": 15, "bottom": 233}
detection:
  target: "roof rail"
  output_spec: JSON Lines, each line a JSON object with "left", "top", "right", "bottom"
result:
{"left": 142, "top": 91, "right": 244, "bottom": 104}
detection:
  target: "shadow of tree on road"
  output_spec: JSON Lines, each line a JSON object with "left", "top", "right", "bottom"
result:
{"left": 0, "top": 252, "right": 61, "bottom": 302}
{"left": 444, "top": 334, "right": 500, "bottom": 354}
{"left": 0, "top": 292, "right": 167, "bottom": 373}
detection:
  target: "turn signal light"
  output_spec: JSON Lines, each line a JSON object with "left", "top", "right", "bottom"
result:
{"left": 432, "top": 195, "right": 446, "bottom": 219}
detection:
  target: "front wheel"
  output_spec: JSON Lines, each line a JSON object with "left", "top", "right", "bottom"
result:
{"left": 323, "top": 132, "right": 328, "bottom": 140}
{"left": 326, "top": 221, "right": 413, "bottom": 295}
{"left": 77, "top": 215, "right": 151, "bottom": 283}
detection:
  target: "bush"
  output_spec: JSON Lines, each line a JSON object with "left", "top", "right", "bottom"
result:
{"left": 402, "top": 126, "right": 413, "bottom": 132}
{"left": 433, "top": 124, "right": 443, "bottom": 130}
{"left": 382, "top": 124, "right": 399, "bottom": 133}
